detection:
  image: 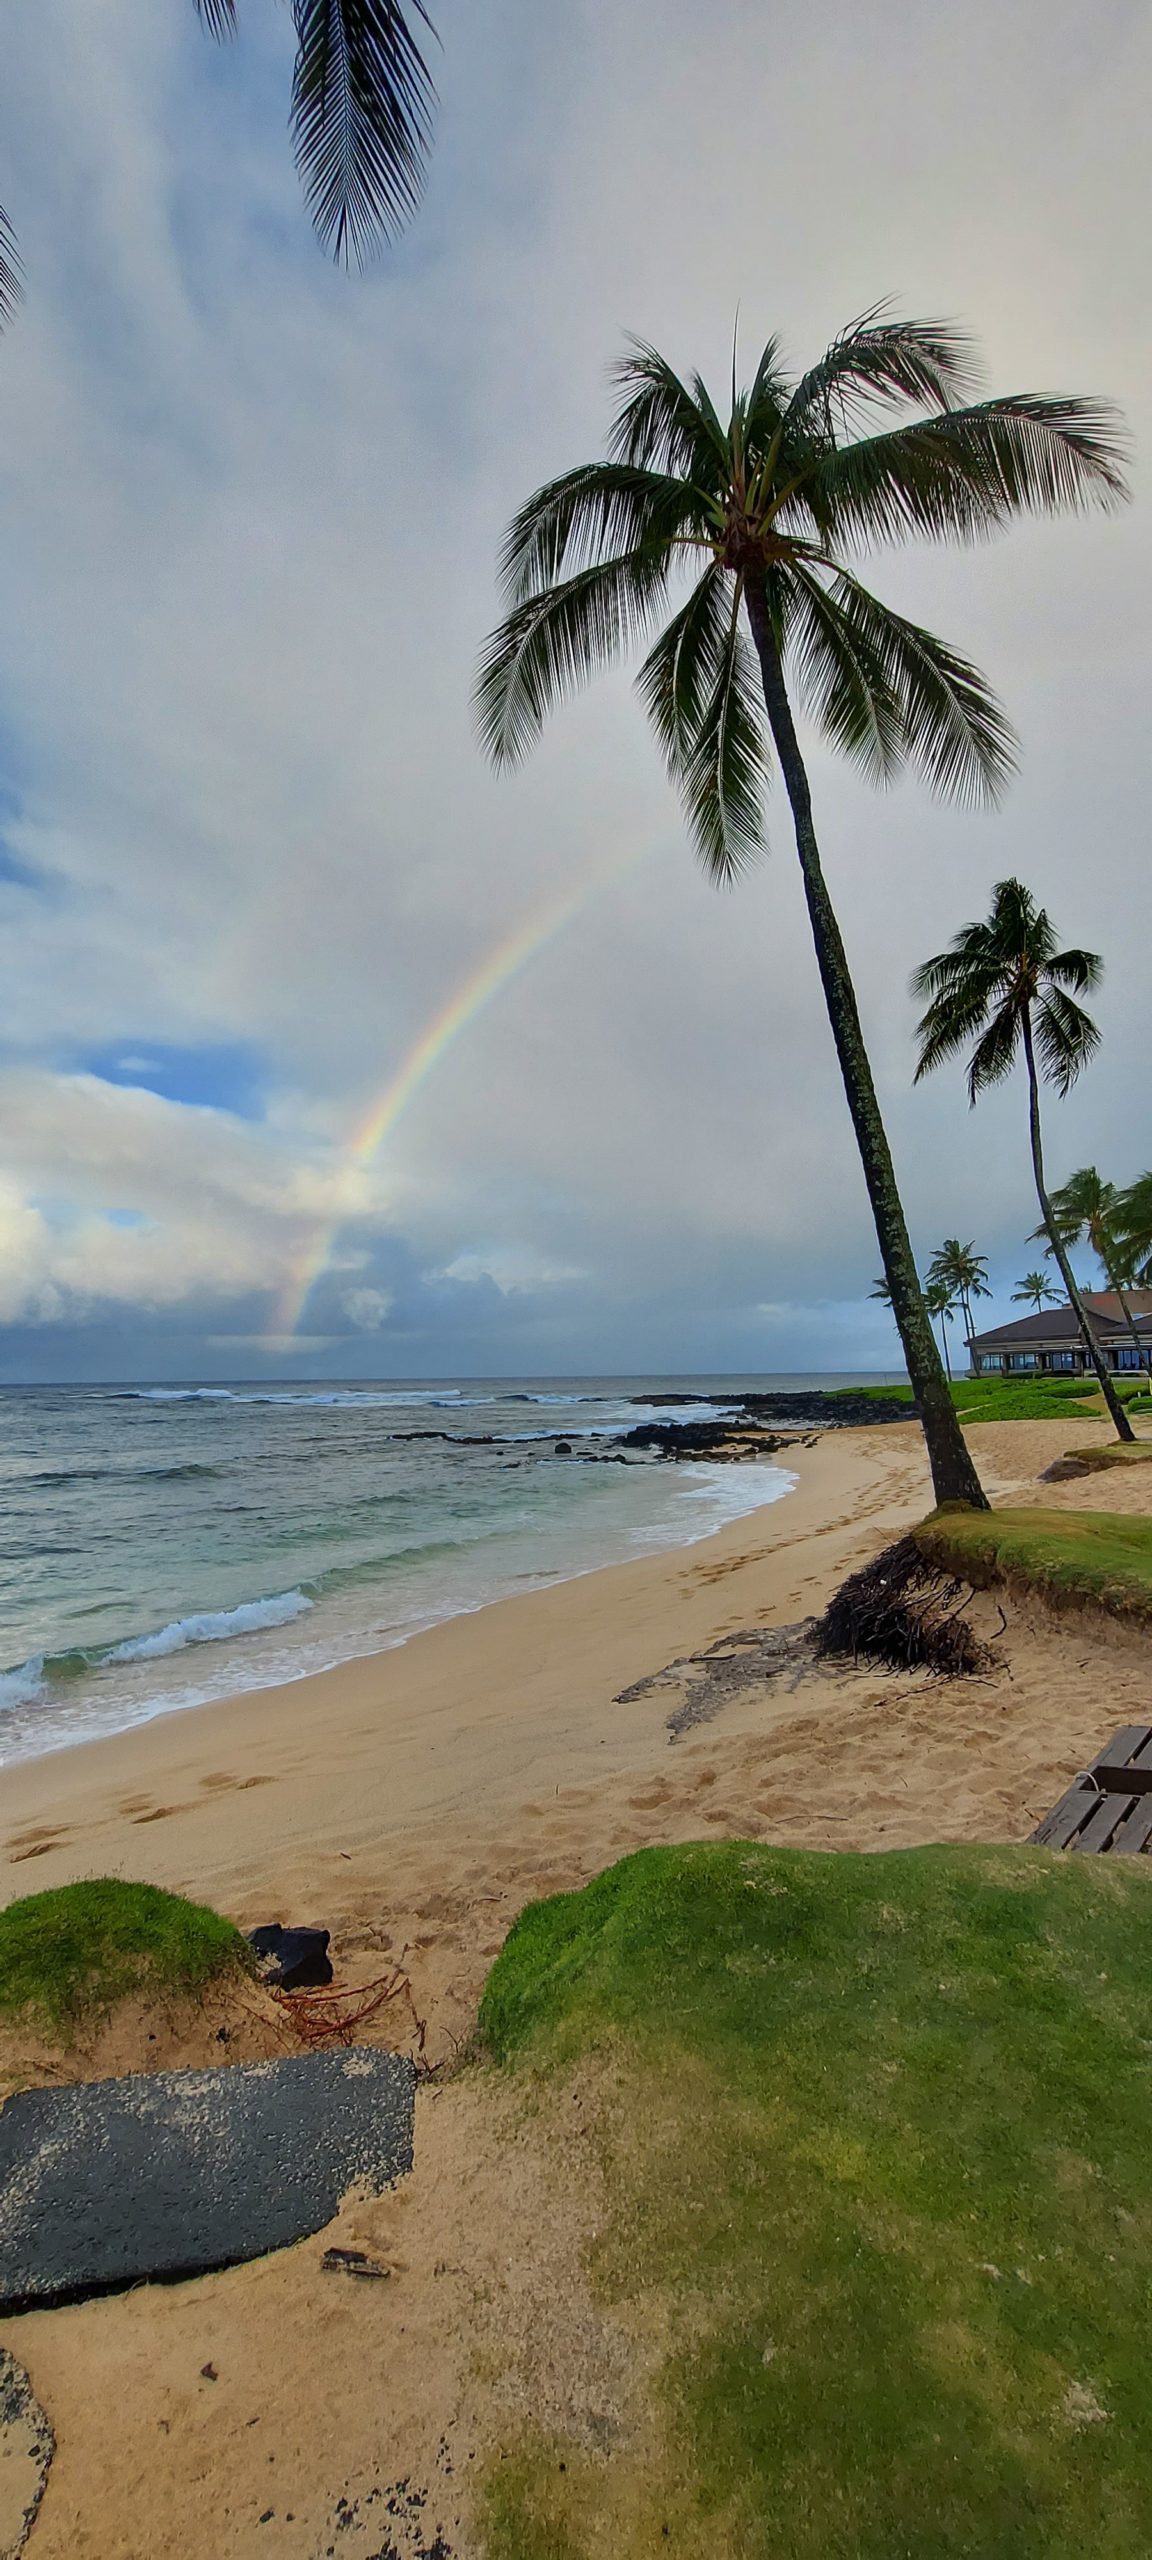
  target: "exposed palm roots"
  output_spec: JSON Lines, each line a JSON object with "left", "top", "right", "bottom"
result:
{"left": 814, "top": 1534, "right": 991, "bottom": 1676}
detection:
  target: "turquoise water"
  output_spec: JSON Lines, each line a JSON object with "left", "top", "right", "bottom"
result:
{"left": 0, "top": 1374, "right": 876, "bottom": 1764}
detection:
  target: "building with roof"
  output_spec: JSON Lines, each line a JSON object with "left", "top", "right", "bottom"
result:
{"left": 968, "top": 1291, "right": 1152, "bottom": 1377}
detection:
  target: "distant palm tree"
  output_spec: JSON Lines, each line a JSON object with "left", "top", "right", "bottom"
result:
{"left": 912, "top": 879, "right": 1134, "bottom": 1442}
{"left": 1035, "top": 1166, "right": 1152, "bottom": 1382}
{"left": 924, "top": 1276, "right": 957, "bottom": 1380}
{"left": 1114, "top": 1175, "right": 1152, "bottom": 1294}
{"left": 926, "top": 1238, "right": 990, "bottom": 1350}
{"left": 1, "top": 1, "right": 437, "bottom": 295}
{"left": 1012, "top": 1269, "right": 1060, "bottom": 1314}
{"left": 478, "top": 312, "right": 1127, "bottom": 1511}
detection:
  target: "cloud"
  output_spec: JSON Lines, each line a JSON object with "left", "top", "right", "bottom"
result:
{"left": 0, "top": 0, "right": 1148, "bottom": 1377}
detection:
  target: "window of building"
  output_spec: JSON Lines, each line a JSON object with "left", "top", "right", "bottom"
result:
{"left": 1008, "top": 1353, "right": 1038, "bottom": 1371}
{"left": 1117, "top": 1347, "right": 1143, "bottom": 1371}
{"left": 1050, "top": 1351, "right": 1078, "bottom": 1371}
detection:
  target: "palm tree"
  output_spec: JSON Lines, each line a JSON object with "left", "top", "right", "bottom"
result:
{"left": 1035, "top": 1166, "right": 1152, "bottom": 1381}
{"left": 912, "top": 878, "right": 1135, "bottom": 1442}
{"left": 1012, "top": 1269, "right": 1060, "bottom": 1314}
{"left": 477, "top": 310, "right": 1127, "bottom": 1510}
{"left": 924, "top": 1276, "right": 957, "bottom": 1380}
{"left": 926, "top": 1238, "right": 990, "bottom": 1350}
{"left": 1, "top": 1, "right": 437, "bottom": 292}
{"left": 1117, "top": 1174, "right": 1152, "bottom": 1285}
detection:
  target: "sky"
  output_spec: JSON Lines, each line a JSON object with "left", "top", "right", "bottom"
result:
{"left": 0, "top": 0, "right": 1148, "bottom": 1382}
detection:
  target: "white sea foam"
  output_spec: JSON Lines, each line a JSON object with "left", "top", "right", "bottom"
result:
{"left": 105, "top": 1589, "right": 314, "bottom": 1662}
{"left": 0, "top": 1654, "right": 46, "bottom": 1710}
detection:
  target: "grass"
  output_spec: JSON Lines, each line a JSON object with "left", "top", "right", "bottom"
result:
{"left": 478, "top": 1839, "right": 1152, "bottom": 2558}
{"left": 0, "top": 1877, "right": 252, "bottom": 2033}
{"left": 836, "top": 1377, "right": 1110, "bottom": 1422}
{"left": 916, "top": 1506, "right": 1152, "bottom": 1627}
{"left": 1059, "top": 1444, "right": 1152, "bottom": 1475}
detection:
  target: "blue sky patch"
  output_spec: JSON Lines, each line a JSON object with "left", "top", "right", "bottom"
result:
{"left": 80, "top": 1042, "right": 268, "bottom": 1119}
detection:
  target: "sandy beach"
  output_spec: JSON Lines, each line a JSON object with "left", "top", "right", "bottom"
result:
{"left": 5, "top": 1413, "right": 1152, "bottom": 2556}
{"left": 4, "top": 1412, "right": 1147, "bottom": 2070}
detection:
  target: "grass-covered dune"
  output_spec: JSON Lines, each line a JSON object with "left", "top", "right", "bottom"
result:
{"left": 479, "top": 1840, "right": 1152, "bottom": 2558}
{"left": 0, "top": 1877, "right": 252, "bottom": 2033}
{"left": 917, "top": 1505, "right": 1152, "bottom": 1627}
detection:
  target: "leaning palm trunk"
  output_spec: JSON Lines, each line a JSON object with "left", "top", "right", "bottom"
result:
{"left": 1102, "top": 1260, "right": 1152, "bottom": 1388}
{"left": 743, "top": 579, "right": 987, "bottom": 1508}
{"left": 1020, "top": 1015, "right": 1134, "bottom": 1440}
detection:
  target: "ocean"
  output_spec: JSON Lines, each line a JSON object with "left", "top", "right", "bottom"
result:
{"left": 0, "top": 1374, "right": 888, "bottom": 1767}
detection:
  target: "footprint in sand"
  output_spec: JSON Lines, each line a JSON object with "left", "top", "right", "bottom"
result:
{"left": 8, "top": 1828, "right": 71, "bottom": 1863}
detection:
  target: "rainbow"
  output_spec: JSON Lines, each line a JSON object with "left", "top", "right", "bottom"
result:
{"left": 270, "top": 851, "right": 650, "bottom": 1342}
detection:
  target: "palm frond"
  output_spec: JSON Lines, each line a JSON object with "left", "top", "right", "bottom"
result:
{"left": 963, "top": 1000, "right": 1022, "bottom": 1103}
{"left": 786, "top": 567, "right": 902, "bottom": 786}
{"left": 636, "top": 568, "right": 766, "bottom": 880}
{"left": 827, "top": 576, "right": 1017, "bottom": 804}
{"left": 786, "top": 309, "right": 980, "bottom": 434}
{"left": 193, "top": 0, "right": 237, "bottom": 31}
{"left": 0, "top": 208, "right": 23, "bottom": 329}
{"left": 607, "top": 341, "right": 729, "bottom": 484}
{"left": 636, "top": 564, "right": 730, "bottom": 773}
{"left": 912, "top": 973, "right": 1010, "bottom": 1085}
{"left": 475, "top": 550, "right": 671, "bottom": 768}
{"left": 678, "top": 585, "right": 767, "bottom": 883}
{"left": 803, "top": 396, "right": 1129, "bottom": 553}
{"left": 745, "top": 335, "right": 791, "bottom": 441}
{"left": 498, "top": 463, "right": 701, "bottom": 604}
{"left": 292, "top": 0, "right": 437, "bottom": 264}
{"left": 1046, "top": 943, "right": 1104, "bottom": 996}
{"left": 1033, "top": 986, "right": 1101, "bottom": 1096}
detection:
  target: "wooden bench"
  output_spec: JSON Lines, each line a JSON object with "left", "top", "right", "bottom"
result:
{"left": 1031, "top": 1726, "right": 1152, "bottom": 1855}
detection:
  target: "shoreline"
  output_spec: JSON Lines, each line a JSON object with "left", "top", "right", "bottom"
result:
{"left": 0, "top": 1448, "right": 801, "bottom": 1771}
{"left": 4, "top": 1411, "right": 1148, "bottom": 2079}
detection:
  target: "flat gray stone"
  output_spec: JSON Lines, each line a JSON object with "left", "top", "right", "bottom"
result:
{"left": 0, "top": 2350, "right": 53, "bottom": 2556}
{"left": 0, "top": 2047, "right": 414, "bottom": 2313}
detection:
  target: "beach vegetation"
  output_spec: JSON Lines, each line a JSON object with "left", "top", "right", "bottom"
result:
{"left": 479, "top": 1838, "right": 1152, "bottom": 2557}
{"left": 913, "top": 878, "right": 1135, "bottom": 1443}
{"left": 1035, "top": 1167, "right": 1152, "bottom": 1382}
{"left": 0, "top": 1877, "right": 252, "bottom": 2033}
{"left": 478, "top": 311, "right": 1127, "bottom": 1514}
{"left": 915, "top": 1504, "right": 1152, "bottom": 1624}
{"left": 926, "top": 1237, "right": 991, "bottom": 1350}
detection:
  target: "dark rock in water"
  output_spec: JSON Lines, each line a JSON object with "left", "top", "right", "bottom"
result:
{"left": 0, "top": 2047, "right": 415, "bottom": 2312}
{"left": 0, "top": 2350, "right": 54, "bottom": 2554}
{"left": 617, "top": 1420, "right": 789, "bottom": 1459}
{"left": 246, "top": 1923, "right": 333, "bottom": 1989}
{"left": 554, "top": 1440, "right": 573, "bottom": 1455}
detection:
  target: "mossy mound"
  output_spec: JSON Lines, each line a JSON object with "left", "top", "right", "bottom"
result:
{"left": 478, "top": 1839, "right": 1152, "bottom": 2557}
{"left": 0, "top": 1878, "right": 252, "bottom": 2033}
{"left": 916, "top": 1505, "right": 1152, "bottom": 1626}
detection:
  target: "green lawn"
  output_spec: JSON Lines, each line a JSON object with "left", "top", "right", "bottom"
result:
{"left": 0, "top": 1877, "right": 252, "bottom": 2031}
{"left": 916, "top": 1506, "right": 1152, "bottom": 1627}
{"left": 838, "top": 1377, "right": 1117, "bottom": 1422}
{"left": 479, "top": 1840, "right": 1152, "bottom": 2558}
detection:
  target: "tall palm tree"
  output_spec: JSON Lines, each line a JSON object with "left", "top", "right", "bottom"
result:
{"left": 1012, "top": 1269, "right": 1060, "bottom": 1314}
{"left": 1117, "top": 1174, "right": 1152, "bottom": 1285}
{"left": 1035, "top": 1166, "right": 1152, "bottom": 1381}
{"left": 912, "top": 879, "right": 1135, "bottom": 1442}
{"left": 477, "top": 311, "right": 1127, "bottom": 1510}
{"left": 926, "top": 1237, "right": 990, "bottom": 1350}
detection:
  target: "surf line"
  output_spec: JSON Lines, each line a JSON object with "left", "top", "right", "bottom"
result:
{"left": 270, "top": 847, "right": 654, "bottom": 1343}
